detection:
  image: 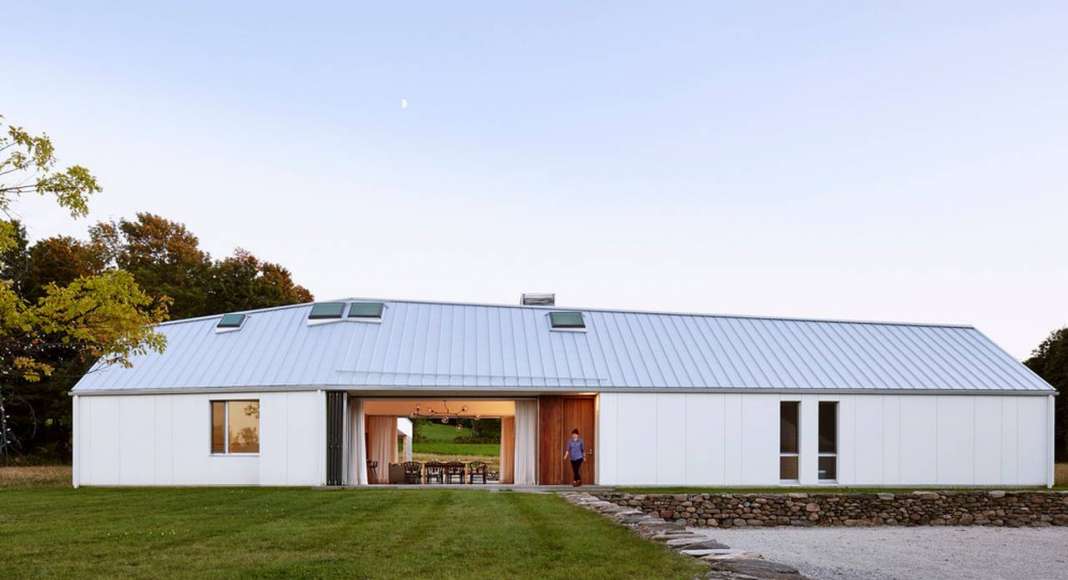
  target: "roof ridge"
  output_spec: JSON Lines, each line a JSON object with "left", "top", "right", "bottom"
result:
{"left": 152, "top": 296, "right": 976, "bottom": 331}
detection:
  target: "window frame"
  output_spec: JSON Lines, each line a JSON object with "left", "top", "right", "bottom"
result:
{"left": 779, "top": 400, "right": 800, "bottom": 483}
{"left": 308, "top": 302, "right": 346, "bottom": 320}
{"left": 548, "top": 311, "right": 586, "bottom": 331}
{"left": 817, "top": 400, "right": 838, "bottom": 482}
{"left": 347, "top": 302, "right": 385, "bottom": 320}
{"left": 210, "top": 399, "right": 261, "bottom": 456}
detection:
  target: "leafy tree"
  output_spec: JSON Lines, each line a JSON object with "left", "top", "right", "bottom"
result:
{"left": 91, "top": 213, "right": 211, "bottom": 319}
{"left": 207, "top": 249, "right": 312, "bottom": 314}
{"left": 1025, "top": 328, "right": 1068, "bottom": 462}
{"left": 1, "top": 116, "right": 167, "bottom": 460}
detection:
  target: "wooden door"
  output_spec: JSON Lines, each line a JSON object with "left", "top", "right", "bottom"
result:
{"left": 538, "top": 396, "right": 596, "bottom": 485}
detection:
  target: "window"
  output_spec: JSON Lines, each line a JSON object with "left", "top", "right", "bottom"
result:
{"left": 780, "top": 401, "right": 800, "bottom": 481}
{"left": 549, "top": 311, "right": 585, "bottom": 329}
{"left": 210, "top": 400, "right": 260, "bottom": 454}
{"left": 348, "top": 302, "right": 384, "bottom": 319}
{"left": 818, "top": 401, "right": 837, "bottom": 481}
{"left": 308, "top": 302, "right": 345, "bottom": 319}
{"left": 217, "top": 313, "right": 246, "bottom": 329}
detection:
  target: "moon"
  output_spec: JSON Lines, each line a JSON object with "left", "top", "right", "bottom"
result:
{"left": 400, "top": 98, "right": 408, "bottom": 109}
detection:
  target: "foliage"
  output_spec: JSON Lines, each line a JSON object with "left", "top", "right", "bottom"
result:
{"left": 0, "top": 116, "right": 100, "bottom": 252}
{"left": 89, "top": 213, "right": 312, "bottom": 319}
{"left": 0, "top": 487, "right": 704, "bottom": 579}
{"left": 0, "top": 116, "right": 166, "bottom": 461}
{"left": 1025, "top": 327, "right": 1068, "bottom": 461}
{"left": 412, "top": 419, "right": 501, "bottom": 457}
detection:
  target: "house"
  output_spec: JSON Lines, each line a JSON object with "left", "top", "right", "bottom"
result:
{"left": 70, "top": 296, "right": 1057, "bottom": 488}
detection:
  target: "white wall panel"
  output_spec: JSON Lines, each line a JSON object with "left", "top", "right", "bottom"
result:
{"left": 595, "top": 392, "right": 1050, "bottom": 487}
{"left": 852, "top": 396, "right": 884, "bottom": 485}
{"left": 936, "top": 397, "right": 974, "bottom": 484}
{"left": 740, "top": 396, "right": 777, "bottom": 484}
{"left": 899, "top": 397, "right": 937, "bottom": 484}
{"left": 1016, "top": 397, "right": 1048, "bottom": 485}
{"left": 75, "top": 391, "right": 322, "bottom": 486}
{"left": 683, "top": 394, "right": 724, "bottom": 485}
{"left": 656, "top": 395, "right": 686, "bottom": 484}
{"left": 973, "top": 397, "right": 1003, "bottom": 485}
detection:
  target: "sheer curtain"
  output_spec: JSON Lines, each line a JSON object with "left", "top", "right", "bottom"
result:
{"left": 514, "top": 400, "right": 537, "bottom": 485}
{"left": 347, "top": 398, "right": 368, "bottom": 485}
{"left": 366, "top": 416, "right": 398, "bottom": 484}
{"left": 499, "top": 416, "right": 515, "bottom": 484}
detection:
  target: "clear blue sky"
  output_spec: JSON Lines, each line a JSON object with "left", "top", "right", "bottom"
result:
{"left": 7, "top": 1, "right": 1068, "bottom": 358}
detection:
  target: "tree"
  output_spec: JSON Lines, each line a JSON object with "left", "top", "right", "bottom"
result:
{"left": 1025, "top": 327, "right": 1068, "bottom": 462}
{"left": 0, "top": 115, "right": 167, "bottom": 461}
{"left": 206, "top": 249, "right": 312, "bottom": 314}
{"left": 91, "top": 214, "right": 312, "bottom": 319}
{"left": 91, "top": 213, "right": 211, "bottom": 319}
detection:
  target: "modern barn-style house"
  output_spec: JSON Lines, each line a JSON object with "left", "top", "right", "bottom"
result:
{"left": 71, "top": 296, "right": 1057, "bottom": 488}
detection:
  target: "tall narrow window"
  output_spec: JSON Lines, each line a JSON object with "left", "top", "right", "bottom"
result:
{"left": 779, "top": 401, "right": 800, "bottom": 481}
{"left": 210, "top": 400, "right": 260, "bottom": 454}
{"left": 818, "top": 401, "right": 838, "bottom": 481}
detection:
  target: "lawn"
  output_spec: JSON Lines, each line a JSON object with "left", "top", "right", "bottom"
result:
{"left": 0, "top": 477, "right": 702, "bottom": 579}
{"left": 413, "top": 421, "right": 500, "bottom": 457}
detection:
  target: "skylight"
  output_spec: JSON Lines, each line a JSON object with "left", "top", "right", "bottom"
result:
{"left": 549, "top": 311, "right": 585, "bottom": 330}
{"left": 217, "top": 313, "right": 246, "bottom": 329}
{"left": 348, "top": 302, "right": 384, "bottom": 319}
{"left": 308, "top": 302, "right": 346, "bottom": 319}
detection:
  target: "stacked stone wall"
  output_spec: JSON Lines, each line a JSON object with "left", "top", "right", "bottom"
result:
{"left": 593, "top": 490, "right": 1068, "bottom": 528}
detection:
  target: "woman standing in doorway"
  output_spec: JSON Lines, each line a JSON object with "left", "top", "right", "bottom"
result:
{"left": 563, "top": 428, "right": 585, "bottom": 486}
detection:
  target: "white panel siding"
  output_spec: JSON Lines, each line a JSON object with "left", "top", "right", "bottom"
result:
{"left": 899, "top": 397, "right": 937, "bottom": 483}
{"left": 683, "top": 394, "right": 724, "bottom": 485}
{"left": 936, "top": 397, "right": 974, "bottom": 485}
{"left": 75, "top": 391, "right": 322, "bottom": 486}
{"left": 597, "top": 392, "right": 1050, "bottom": 487}
{"left": 656, "top": 395, "right": 686, "bottom": 484}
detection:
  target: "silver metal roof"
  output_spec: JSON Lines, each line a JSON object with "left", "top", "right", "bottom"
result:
{"left": 72, "top": 298, "right": 1055, "bottom": 394}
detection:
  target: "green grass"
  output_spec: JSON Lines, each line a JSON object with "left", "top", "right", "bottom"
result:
{"left": 413, "top": 421, "right": 499, "bottom": 457}
{"left": 0, "top": 486, "right": 702, "bottom": 579}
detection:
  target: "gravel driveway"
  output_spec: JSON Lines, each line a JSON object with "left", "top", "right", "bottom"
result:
{"left": 691, "top": 526, "right": 1068, "bottom": 580}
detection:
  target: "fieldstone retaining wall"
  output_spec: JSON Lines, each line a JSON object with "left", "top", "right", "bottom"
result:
{"left": 593, "top": 490, "right": 1068, "bottom": 528}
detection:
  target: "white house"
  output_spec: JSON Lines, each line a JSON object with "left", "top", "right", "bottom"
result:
{"left": 71, "top": 296, "right": 1057, "bottom": 488}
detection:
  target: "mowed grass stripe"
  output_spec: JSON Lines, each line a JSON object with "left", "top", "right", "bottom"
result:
{"left": 0, "top": 487, "right": 703, "bottom": 579}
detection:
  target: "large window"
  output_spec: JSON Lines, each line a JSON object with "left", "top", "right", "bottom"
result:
{"left": 211, "top": 400, "right": 260, "bottom": 454}
{"left": 818, "top": 401, "right": 838, "bottom": 481}
{"left": 779, "top": 401, "right": 800, "bottom": 481}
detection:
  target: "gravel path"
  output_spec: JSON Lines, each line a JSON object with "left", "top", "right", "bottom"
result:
{"left": 691, "top": 526, "right": 1068, "bottom": 580}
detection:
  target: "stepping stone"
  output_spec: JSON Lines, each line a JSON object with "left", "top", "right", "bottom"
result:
{"left": 708, "top": 559, "right": 807, "bottom": 579}
{"left": 680, "top": 539, "right": 730, "bottom": 550}
{"left": 680, "top": 549, "right": 729, "bottom": 557}
{"left": 703, "top": 551, "right": 763, "bottom": 561}
{"left": 666, "top": 536, "right": 712, "bottom": 547}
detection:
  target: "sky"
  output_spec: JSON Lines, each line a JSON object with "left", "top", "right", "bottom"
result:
{"left": 5, "top": 1, "right": 1068, "bottom": 359}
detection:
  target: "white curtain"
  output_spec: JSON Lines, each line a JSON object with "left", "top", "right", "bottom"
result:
{"left": 499, "top": 416, "right": 515, "bottom": 484}
{"left": 514, "top": 400, "right": 537, "bottom": 485}
{"left": 402, "top": 434, "right": 413, "bottom": 462}
{"left": 366, "top": 416, "right": 398, "bottom": 484}
{"left": 347, "top": 398, "right": 368, "bottom": 485}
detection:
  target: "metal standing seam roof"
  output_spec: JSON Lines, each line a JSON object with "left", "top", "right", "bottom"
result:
{"left": 71, "top": 298, "right": 1056, "bottom": 394}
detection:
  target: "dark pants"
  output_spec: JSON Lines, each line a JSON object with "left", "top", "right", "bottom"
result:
{"left": 570, "top": 458, "right": 583, "bottom": 483}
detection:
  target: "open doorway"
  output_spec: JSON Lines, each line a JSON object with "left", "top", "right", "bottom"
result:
{"left": 353, "top": 399, "right": 537, "bottom": 485}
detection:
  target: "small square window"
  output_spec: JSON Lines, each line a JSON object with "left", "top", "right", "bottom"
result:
{"left": 309, "top": 302, "right": 345, "bottom": 319}
{"left": 348, "top": 302, "right": 384, "bottom": 318}
{"left": 217, "top": 313, "right": 246, "bottom": 329}
{"left": 549, "top": 311, "right": 585, "bottom": 329}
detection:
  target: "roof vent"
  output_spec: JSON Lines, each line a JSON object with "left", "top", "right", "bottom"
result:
{"left": 521, "top": 293, "right": 555, "bottom": 306}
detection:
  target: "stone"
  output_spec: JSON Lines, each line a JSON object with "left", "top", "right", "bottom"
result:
{"left": 989, "top": 490, "right": 1006, "bottom": 499}
{"left": 708, "top": 558, "right": 807, "bottom": 579}
{"left": 805, "top": 503, "right": 820, "bottom": 512}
